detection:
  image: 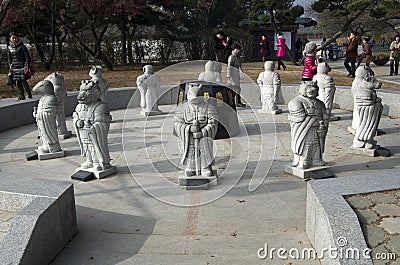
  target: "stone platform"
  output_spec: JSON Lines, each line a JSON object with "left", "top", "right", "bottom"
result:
{"left": 0, "top": 102, "right": 399, "bottom": 264}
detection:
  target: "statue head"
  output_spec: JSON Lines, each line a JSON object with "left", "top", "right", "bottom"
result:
{"left": 264, "top": 61, "right": 274, "bottom": 71}
{"left": 303, "top": 42, "right": 317, "bottom": 55}
{"left": 143, "top": 65, "right": 154, "bottom": 75}
{"left": 89, "top": 66, "right": 103, "bottom": 78}
{"left": 187, "top": 83, "right": 202, "bottom": 105}
{"left": 33, "top": 80, "right": 55, "bottom": 95}
{"left": 360, "top": 73, "right": 382, "bottom": 91}
{"left": 299, "top": 81, "right": 318, "bottom": 98}
{"left": 316, "top": 62, "right": 331, "bottom": 74}
{"left": 77, "top": 80, "right": 101, "bottom": 104}
{"left": 205, "top": 60, "right": 215, "bottom": 72}
{"left": 355, "top": 65, "right": 374, "bottom": 79}
{"left": 45, "top": 72, "right": 64, "bottom": 87}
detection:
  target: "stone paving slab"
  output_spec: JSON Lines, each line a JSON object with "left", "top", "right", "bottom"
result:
{"left": 0, "top": 103, "right": 399, "bottom": 264}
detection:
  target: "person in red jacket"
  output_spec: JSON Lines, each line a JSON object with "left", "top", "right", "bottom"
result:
{"left": 301, "top": 42, "right": 319, "bottom": 81}
{"left": 275, "top": 32, "right": 287, "bottom": 70}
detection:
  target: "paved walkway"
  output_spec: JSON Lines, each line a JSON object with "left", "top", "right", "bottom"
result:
{"left": 327, "top": 59, "right": 400, "bottom": 86}
{"left": 0, "top": 101, "right": 399, "bottom": 264}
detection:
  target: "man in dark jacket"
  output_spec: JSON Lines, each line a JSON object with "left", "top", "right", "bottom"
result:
{"left": 344, "top": 31, "right": 358, "bottom": 78}
{"left": 212, "top": 31, "right": 226, "bottom": 62}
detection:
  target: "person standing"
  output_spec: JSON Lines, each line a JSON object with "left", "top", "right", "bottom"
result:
{"left": 301, "top": 42, "right": 319, "bottom": 81}
{"left": 259, "top": 35, "right": 271, "bottom": 63}
{"left": 227, "top": 42, "right": 246, "bottom": 107}
{"left": 359, "top": 37, "right": 372, "bottom": 67}
{"left": 389, "top": 35, "right": 400, "bottom": 76}
{"left": 212, "top": 31, "right": 226, "bottom": 63}
{"left": 275, "top": 32, "right": 287, "bottom": 70}
{"left": 344, "top": 31, "right": 358, "bottom": 78}
{"left": 8, "top": 32, "right": 32, "bottom": 100}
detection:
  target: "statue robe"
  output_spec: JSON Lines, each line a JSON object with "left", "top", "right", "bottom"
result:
{"left": 73, "top": 101, "right": 112, "bottom": 167}
{"left": 174, "top": 101, "right": 218, "bottom": 169}
{"left": 36, "top": 94, "right": 60, "bottom": 150}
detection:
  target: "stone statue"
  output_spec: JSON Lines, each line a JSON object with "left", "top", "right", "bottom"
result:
{"left": 198, "top": 60, "right": 222, "bottom": 82}
{"left": 348, "top": 66, "right": 375, "bottom": 134}
{"left": 73, "top": 80, "right": 116, "bottom": 177}
{"left": 44, "top": 72, "right": 71, "bottom": 138}
{"left": 32, "top": 80, "right": 64, "bottom": 158}
{"left": 288, "top": 81, "right": 329, "bottom": 169}
{"left": 257, "top": 61, "right": 282, "bottom": 114}
{"left": 312, "top": 62, "right": 337, "bottom": 120}
{"left": 136, "top": 65, "right": 162, "bottom": 116}
{"left": 174, "top": 83, "right": 218, "bottom": 177}
{"left": 89, "top": 66, "right": 109, "bottom": 103}
{"left": 352, "top": 73, "right": 383, "bottom": 149}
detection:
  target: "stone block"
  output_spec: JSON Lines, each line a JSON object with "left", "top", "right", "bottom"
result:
{"left": 379, "top": 217, "right": 400, "bottom": 234}
{"left": 285, "top": 164, "right": 334, "bottom": 179}
{"left": 25, "top": 151, "right": 38, "bottom": 161}
{"left": 36, "top": 149, "right": 65, "bottom": 160}
{"left": 349, "top": 145, "right": 390, "bottom": 157}
{"left": 140, "top": 110, "right": 163, "bottom": 117}
{"left": 178, "top": 172, "right": 218, "bottom": 190}
{"left": 71, "top": 170, "right": 95, "bottom": 182}
{"left": 258, "top": 108, "right": 282, "bottom": 115}
{"left": 0, "top": 173, "right": 77, "bottom": 265}
{"left": 58, "top": 130, "right": 72, "bottom": 139}
{"left": 76, "top": 166, "right": 117, "bottom": 179}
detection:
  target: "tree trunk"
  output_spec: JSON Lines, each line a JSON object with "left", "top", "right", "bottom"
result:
{"left": 0, "top": 0, "right": 11, "bottom": 25}
{"left": 120, "top": 18, "right": 128, "bottom": 66}
{"left": 127, "top": 36, "right": 134, "bottom": 65}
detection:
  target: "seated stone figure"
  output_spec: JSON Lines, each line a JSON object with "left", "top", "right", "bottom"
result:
{"left": 257, "top": 61, "right": 282, "bottom": 114}
{"left": 73, "top": 80, "right": 113, "bottom": 172}
{"left": 313, "top": 62, "right": 336, "bottom": 118}
{"left": 288, "top": 81, "right": 329, "bottom": 169}
{"left": 349, "top": 66, "right": 375, "bottom": 134}
{"left": 352, "top": 73, "right": 383, "bottom": 149}
{"left": 198, "top": 60, "right": 222, "bottom": 82}
{"left": 174, "top": 83, "right": 218, "bottom": 177}
{"left": 89, "top": 66, "right": 109, "bottom": 103}
{"left": 32, "top": 80, "right": 63, "bottom": 154}
{"left": 45, "top": 72, "right": 71, "bottom": 138}
{"left": 136, "top": 65, "right": 161, "bottom": 115}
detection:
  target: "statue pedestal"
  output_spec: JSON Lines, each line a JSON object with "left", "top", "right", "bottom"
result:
{"left": 75, "top": 166, "right": 117, "bottom": 179}
{"left": 140, "top": 110, "right": 163, "bottom": 117}
{"left": 178, "top": 172, "right": 218, "bottom": 190}
{"left": 285, "top": 164, "right": 334, "bottom": 179}
{"left": 348, "top": 146, "right": 391, "bottom": 157}
{"left": 258, "top": 108, "right": 282, "bottom": 115}
{"left": 59, "top": 131, "right": 72, "bottom": 139}
{"left": 36, "top": 149, "right": 65, "bottom": 160}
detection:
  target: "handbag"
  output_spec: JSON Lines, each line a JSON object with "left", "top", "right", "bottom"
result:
{"left": 393, "top": 51, "right": 400, "bottom": 59}
{"left": 6, "top": 74, "right": 13, "bottom": 86}
{"left": 24, "top": 62, "right": 35, "bottom": 77}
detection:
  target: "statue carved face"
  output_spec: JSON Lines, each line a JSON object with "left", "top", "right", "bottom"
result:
{"left": 77, "top": 80, "right": 101, "bottom": 104}
{"left": 187, "top": 83, "right": 202, "bottom": 105}
{"left": 45, "top": 72, "right": 64, "bottom": 86}
{"left": 362, "top": 74, "right": 382, "bottom": 91}
{"left": 89, "top": 66, "right": 103, "bottom": 78}
{"left": 33, "top": 80, "right": 55, "bottom": 95}
{"left": 299, "top": 81, "right": 318, "bottom": 98}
